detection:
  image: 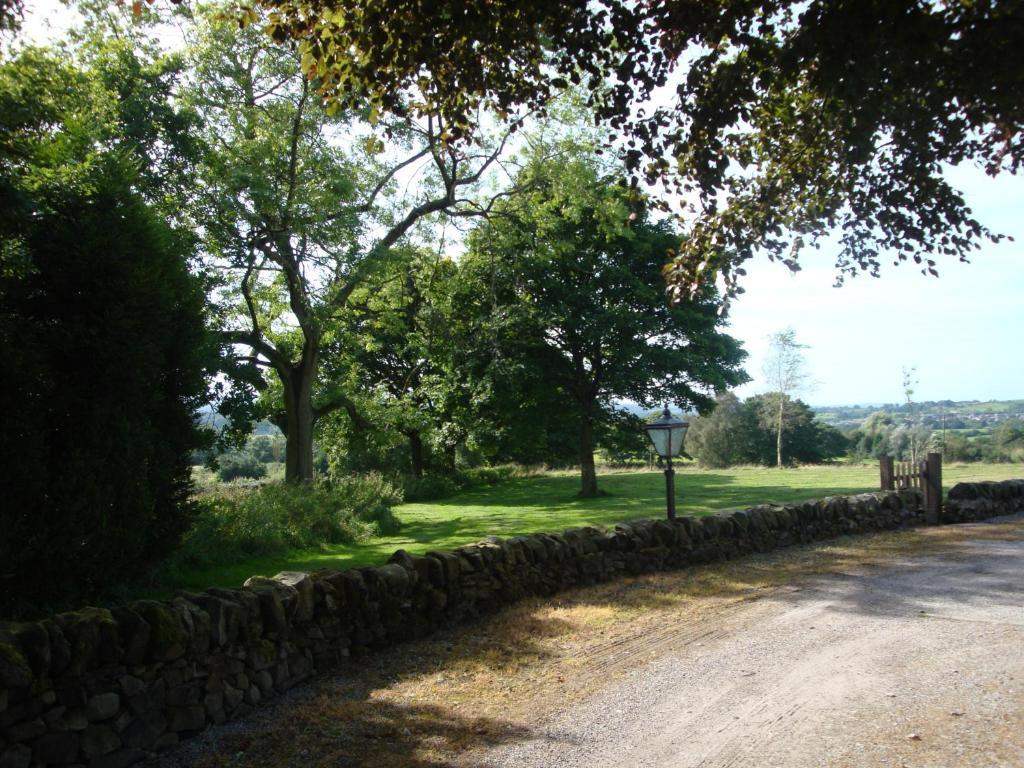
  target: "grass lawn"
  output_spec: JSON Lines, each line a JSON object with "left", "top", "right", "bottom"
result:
{"left": 168, "top": 462, "right": 1024, "bottom": 593}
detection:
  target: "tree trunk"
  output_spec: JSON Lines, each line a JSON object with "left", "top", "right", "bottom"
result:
{"left": 282, "top": 361, "right": 317, "bottom": 482}
{"left": 579, "top": 412, "right": 599, "bottom": 497}
{"left": 408, "top": 431, "right": 425, "bottom": 479}
{"left": 776, "top": 395, "right": 784, "bottom": 468}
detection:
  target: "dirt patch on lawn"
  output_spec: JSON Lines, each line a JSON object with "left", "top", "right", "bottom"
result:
{"left": 153, "top": 517, "right": 1024, "bottom": 768}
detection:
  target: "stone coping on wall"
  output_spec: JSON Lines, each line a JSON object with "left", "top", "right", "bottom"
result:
{"left": 2, "top": 480, "right": 1023, "bottom": 768}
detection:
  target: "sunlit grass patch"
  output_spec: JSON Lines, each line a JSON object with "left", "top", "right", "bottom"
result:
{"left": 166, "top": 462, "right": 1023, "bottom": 592}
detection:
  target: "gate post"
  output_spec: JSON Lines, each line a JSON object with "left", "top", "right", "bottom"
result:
{"left": 880, "top": 455, "right": 895, "bottom": 491}
{"left": 923, "top": 452, "right": 942, "bottom": 524}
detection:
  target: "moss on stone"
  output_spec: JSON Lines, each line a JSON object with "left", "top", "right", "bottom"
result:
{"left": 0, "top": 638, "right": 33, "bottom": 688}
{"left": 55, "top": 607, "right": 116, "bottom": 673}
{"left": 132, "top": 601, "right": 186, "bottom": 661}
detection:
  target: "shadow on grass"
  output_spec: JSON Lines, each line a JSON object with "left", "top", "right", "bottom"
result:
{"left": 168, "top": 477, "right": 877, "bottom": 594}
{"left": 417, "top": 471, "right": 741, "bottom": 510}
{"left": 413, "top": 472, "right": 873, "bottom": 517}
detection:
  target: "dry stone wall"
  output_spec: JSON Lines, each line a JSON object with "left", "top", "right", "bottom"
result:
{"left": 944, "top": 479, "right": 1024, "bottom": 521}
{"left": 2, "top": 482, "right": 1022, "bottom": 768}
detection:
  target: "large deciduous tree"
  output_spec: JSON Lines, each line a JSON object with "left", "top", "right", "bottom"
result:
{"left": 460, "top": 145, "right": 747, "bottom": 496}
{"left": 319, "top": 249, "right": 463, "bottom": 478}
{"left": 186, "top": 9, "right": 517, "bottom": 481}
{"left": 249, "top": 0, "right": 1024, "bottom": 297}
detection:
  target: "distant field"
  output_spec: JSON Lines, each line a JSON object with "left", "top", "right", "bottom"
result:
{"left": 966, "top": 400, "right": 1024, "bottom": 414}
{"left": 170, "top": 462, "right": 1024, "bottom": 592}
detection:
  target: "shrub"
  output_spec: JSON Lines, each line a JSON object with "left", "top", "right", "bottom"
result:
{"left": 401, "top": 474, "right": 462, "bottom": 502}
{"left": 216, "top": 451, "right": 267, "bottom": 482}
{"left": 158, "top": 474, "right": 402, "bottom": 574}
{"left": 401, "top": 464, "right": 538, "bottom": 502}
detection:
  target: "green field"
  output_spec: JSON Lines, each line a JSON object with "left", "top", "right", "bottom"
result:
{"left": 169, "top": 462, "right": 1024, "bottom": 592}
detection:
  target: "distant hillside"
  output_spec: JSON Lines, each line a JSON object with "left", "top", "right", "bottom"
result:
{"left": 814, "top": 399, "right": 1024, "bottom": 432}
{"left": 195, "top": 405, "right": 282, "bottom": 436}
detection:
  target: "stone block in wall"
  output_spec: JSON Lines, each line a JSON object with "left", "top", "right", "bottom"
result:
{"left": 85, "top": 692, "right": 119, "bottom": 722}
{"left": 1, "top": 624, "right": 50, "bottom": 684}
{"left": 171, "top": 598, "right": 212, "bottom": 657}
{"left": 613, "top": 521, "right": 648, "bottom": 549}
{"left": 241, "top": 581, "right": 290, "bottom": 640}
{"left": 246, "top": 639, "right": 277, "bottom": 672}
{"left": 271, "top": 573, "right": 315, "bottom": 624}
{"left": 232, "top": 590, "right": 264, "bottom": 643}
{"left": 425, "top": 551, "right": 462, "bottom": 586}
{"left": 538, "top": 533, "right": 568, "bottom": 562}
{"left": 221, "top": 684, "right": 243, "bottom": 715}
{"left": 500, "top": 537, "right": 526, "bottom": 566}
{"left": 4, "top": 717, "right": 45, "bottom": 743}
{"left": 31, "top": 730, "right": 79, "bottom": 764}
{"left": 131, "top": 602, "right": 186, "bottom": 663}
{"left": 376, "top": 564, "right": 412, "bottom": 598}
{"left": 335, "top": 570, "right": 367, "bottom": 609}
{"left": 202, "top": 590, "right": 250, "bottom": 646}
{"left": 81, "top": 723, "right": 120, "bottom": 759}
{"left": 164, "top": 683, "right": 201, "bottom": 708}
{"left": 0, "top": 641, "right": 31, "bottom": 692}
{"left": 108, "top": 608, "right": 150, "bottom": 667}
{"left": 90, "top": 746, "right": 147, "bottom": 768}
{"left": 166, "top": 705, "right": 205, "bottom": 733}
{"left": 204, "top": 691, "right": 225, "bottom": 725}
{"left": 121, "top": 710, "right": 165, "bottom": 751}
{"left": 52, "top": 607, "right": 119, "bottom": 676}
{"left": 185, "top": 596, "right": 226, "bottom": 650}
{"left": 311, "top": 570, "right": 348, "bottom": 610}
{"left": 41, "top": 622, "right": 71, "bottom": 680}
{"left": 0, "top": 744, "right": 31, "bottom": 768}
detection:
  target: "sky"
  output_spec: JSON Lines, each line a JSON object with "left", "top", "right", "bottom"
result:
{"left": 726, "top": 164, "right": 1024, "bottom": 406}
{"left": 15, "top": 1, "right": 1024, "bottom": 407}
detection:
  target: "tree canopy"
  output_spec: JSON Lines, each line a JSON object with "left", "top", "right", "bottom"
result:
{"left": 688, "top": 392, "right": 847, "bottom": 468}
{"left": 459, "top": 143, "right": 747, "bottom": 495}
{"left": 247, "top": 0, "right": 1024, "bottom": 297}
{"left": 183, "top": 8, "right": 519, "bottom": 481}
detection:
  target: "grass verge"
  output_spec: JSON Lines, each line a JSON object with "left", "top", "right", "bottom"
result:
{"left": 166, "top": 462, "right": 1023, "bottom": 592}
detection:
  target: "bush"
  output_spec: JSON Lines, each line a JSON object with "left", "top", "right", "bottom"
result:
{"left": 401, "top": 474, "right": 463, "bottom": 502}
{"left": 401, "top": 464, "right": 537, "bottom": 502}
{"left": 216, "top": 451, "right": 267, "bottom": 482}
{"left": 158, "top": 474, "right": 402, "bottom": 573}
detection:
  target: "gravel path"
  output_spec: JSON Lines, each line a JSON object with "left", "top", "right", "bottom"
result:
{"left": 473, "top": 526, "right": 1024, "bottom": 768}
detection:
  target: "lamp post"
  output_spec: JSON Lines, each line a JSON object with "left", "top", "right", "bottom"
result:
{"left": 643, "top": 406, "right": 690, "bottom": 520}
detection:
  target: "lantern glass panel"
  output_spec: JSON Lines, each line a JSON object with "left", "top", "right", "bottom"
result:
{"left": 668, "top": 423, "right": 689, "bottom": 456}
{"left": 645, "top": 426, "right": 672, "bottom": 457}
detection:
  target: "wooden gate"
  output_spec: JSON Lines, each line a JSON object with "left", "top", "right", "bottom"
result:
{"left": 880, "top": 453, "right": 942, "bottom": 524}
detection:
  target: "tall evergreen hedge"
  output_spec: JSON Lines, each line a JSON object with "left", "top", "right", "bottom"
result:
{"left": 0, "top": 166, "right": 211, "bottom": 614}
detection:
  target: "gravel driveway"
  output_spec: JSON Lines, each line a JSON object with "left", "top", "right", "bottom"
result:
{"left": 155, "top": 517, "right": 1024, "bottom": 768}
{"left": 475, "top": 524, "right": 1024, "bottom": 768}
